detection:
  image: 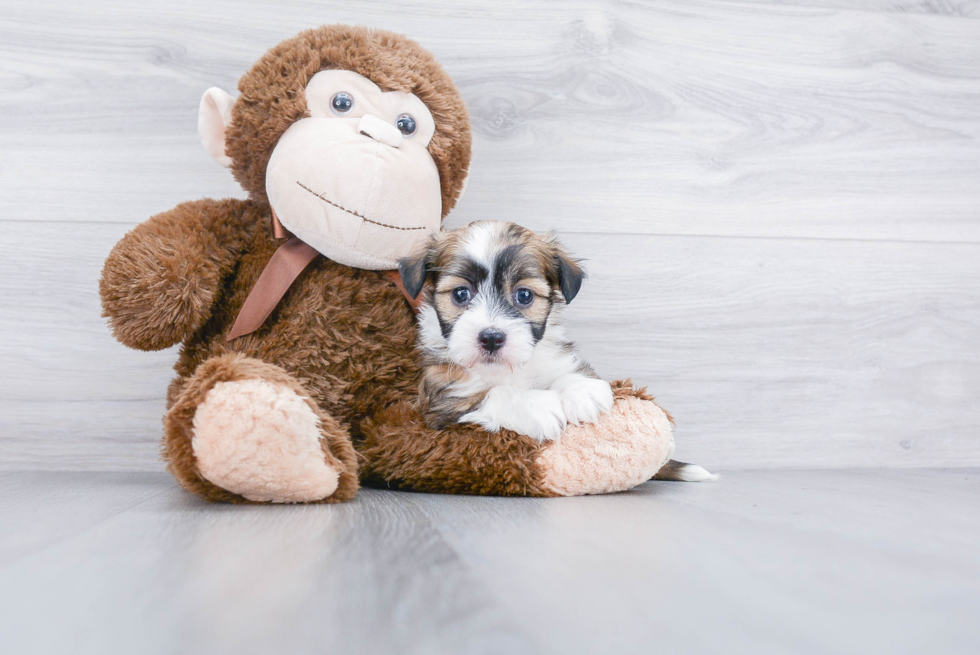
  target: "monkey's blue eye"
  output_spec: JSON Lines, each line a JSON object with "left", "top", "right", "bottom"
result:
{"left": 396, "top": 114, "right": 416, "bottom": 136}
{"left": 451, "top": 287, "right": 471, "bottom": 305}
{"left": 331, "top": 92, "right": 353, "bottom": 114}
{"left": 514, "top": 288, "right": 534, "bottom": 306}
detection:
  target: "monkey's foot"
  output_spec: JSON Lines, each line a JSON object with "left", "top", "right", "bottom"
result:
{"left": 164, "top": 353, "right": 358, "bottom": 504}
{"left": 191, "top": 378, "right": 341, "bottom": 503}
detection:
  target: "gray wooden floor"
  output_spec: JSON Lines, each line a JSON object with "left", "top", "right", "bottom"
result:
{"left": 1, "top": 469, "right": 977, "bottom": 655}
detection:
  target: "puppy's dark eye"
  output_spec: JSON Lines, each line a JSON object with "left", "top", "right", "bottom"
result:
{"left": 395, "top": 114, "right": 416, "bottom": 136}
{"left": 451, "top": 287, "right": 471, "bottom": 305}
{"left": 330, "top": 92, "right": 354, "bottom": 114}
{"left": 514, "top": 288, "right": 534, "bottom": 306}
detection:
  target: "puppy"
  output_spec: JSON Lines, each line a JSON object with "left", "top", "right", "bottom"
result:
{"left": 398, "top": 220, "right": 613, "bottom": 442}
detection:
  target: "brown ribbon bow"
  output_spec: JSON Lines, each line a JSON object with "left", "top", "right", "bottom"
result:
{"left": 226, "top": 211, "right": 421, "bottom": 341}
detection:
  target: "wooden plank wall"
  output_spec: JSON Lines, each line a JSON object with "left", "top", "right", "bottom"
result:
{"left": 1, "top": 0, "right": 978, "bottom": 471}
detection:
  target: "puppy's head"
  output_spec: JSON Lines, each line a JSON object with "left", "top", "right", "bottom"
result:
{"left": 399, "top": 221, "right": 584, "bottom": 369}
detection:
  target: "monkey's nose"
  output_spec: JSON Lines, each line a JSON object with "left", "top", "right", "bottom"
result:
{"left": 358, "top": 114, "right": 402, "bottom": 148}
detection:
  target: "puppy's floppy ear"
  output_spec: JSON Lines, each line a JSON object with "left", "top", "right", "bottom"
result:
{"left": 553, "top": 244, "right": 585, "bottom": 304}
{"left": 400, "top": 232, "right": 448, "bottom": 298}
{"left": 398, "top": 249, "right": 431, "bottom": 299}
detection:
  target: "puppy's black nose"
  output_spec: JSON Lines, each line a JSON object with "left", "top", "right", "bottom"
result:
{"left": 478, "top": 329, "right": 506, "bottom": 353}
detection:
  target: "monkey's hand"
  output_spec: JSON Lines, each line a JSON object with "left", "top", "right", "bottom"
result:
{"left": 100, "top": 198, "right": 260, "bottom": 351}
{"left": 535, "top": 381, "right": 675, "bottom": 495}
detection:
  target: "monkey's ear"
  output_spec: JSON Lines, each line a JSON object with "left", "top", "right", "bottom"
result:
{"left": 555, "top": 249, "right": 585, "bottom": 304}
{"left": 398, "top": 252, "right": 429, "bottom": 299}
{"left": 455, "top": 168, "right": 470, "bottom": 204}
{"left": 198, "top": 87, "right": 235, "bottom": 168}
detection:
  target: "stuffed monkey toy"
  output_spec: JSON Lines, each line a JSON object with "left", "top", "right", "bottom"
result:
{"left": 99, "top": 25, "right": 678, "bottom": 503}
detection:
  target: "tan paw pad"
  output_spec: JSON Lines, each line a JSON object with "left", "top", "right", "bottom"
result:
{"left": 192, "top": 379, "right": 338, "bottom": 502}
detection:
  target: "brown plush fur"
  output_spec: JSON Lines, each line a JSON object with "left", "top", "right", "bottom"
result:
{"left": 226, "top": 25, "right": 471, "bottom": 217}
{"left": 359, "top": 401, "right": 554, "bottom": 496}
{"left": 99, "top": 199, "right": 264, "bottom": 351}
{"left": 610, "top": 378, "right": 672, "bottom": 422}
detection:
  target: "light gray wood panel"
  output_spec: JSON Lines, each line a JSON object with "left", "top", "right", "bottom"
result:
{"left": 0, "top": 400, "right": 171, "bottom": 471}
{"left": 740, "top": 0, "right": 980, "bottom": 17}
{"left": 1, "top": 470, "right": 977, "bottom": 654}
{"left": 2, "top": 221, "right": 978, "bottom": 471}
{"left": 0, "top": 221, "right": 177, "bottom": 405}
{"left": 0, "top": 135, "right": 247, "bottom": 225}
{"left": 1, "top": 0, "right": 978, "bottom": 242}
{"left": 0, "top": 221, "right": 175, "bottom": 470}
{"left": 557, "top": 230, "right": 980, "bottom": 470}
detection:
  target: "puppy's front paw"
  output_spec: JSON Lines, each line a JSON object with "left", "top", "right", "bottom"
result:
{"left": 460, "top": 387, "right": 567, "bottom": 442}
{"left": 510, "top": 389, "right": 567, "bottom": 442}
{"left": 555, "top": 376, "right": 614, "bottom": 426}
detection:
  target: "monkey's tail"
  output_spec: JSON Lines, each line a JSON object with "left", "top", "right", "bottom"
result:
{"left": 652, "top": 459, "right": 720, "bottom": 482}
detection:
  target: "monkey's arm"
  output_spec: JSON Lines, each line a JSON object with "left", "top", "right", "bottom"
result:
{"left": 100, "top": 198, "right": 261, "bottom": 351}
{"left": 358, "top": 381, "right": 674, "bottom": 496}
{"left": 359, "top": 400, "right": 552, "bottom": 496}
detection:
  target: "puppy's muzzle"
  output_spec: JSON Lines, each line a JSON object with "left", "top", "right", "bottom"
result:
{"left": 478, "top": 329, "right": 506, "bottom": 354}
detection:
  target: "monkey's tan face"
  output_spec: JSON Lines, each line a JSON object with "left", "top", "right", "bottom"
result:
{"left": 264, "top": 70, "right": 443, "bottom": 269}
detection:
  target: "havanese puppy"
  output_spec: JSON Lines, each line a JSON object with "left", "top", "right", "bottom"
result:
{"left": 399, "top": 220, "right": 718, "bottom": 482}
{"left": 397, "top": 220, "right": 613, "bottom": 442}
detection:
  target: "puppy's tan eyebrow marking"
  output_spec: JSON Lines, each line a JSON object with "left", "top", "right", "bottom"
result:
{"left": 435, "top": 258, "right": 489, "bottom": 286}
{"left": 513, "top": 277, "right": 550, "bottom": 295}
{"left": 435, "top": 275, "right": 473, "bottom": 293}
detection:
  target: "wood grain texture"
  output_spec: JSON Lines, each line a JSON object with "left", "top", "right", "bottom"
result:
{"left": 3, "top": 221, "right": 978, "bottom": 470}
{"left": 1, "top": 0, "right": 978, "bottom": 470}
{"left": 1, "top": 0, "right": 978, "bottom": 241}
{"left": 1, "top": 470, "right": 978, "bottom": 654}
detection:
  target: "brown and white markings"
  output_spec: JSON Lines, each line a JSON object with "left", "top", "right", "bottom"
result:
{"left": 399, "top": 220, "right": 615, "bottom": 442}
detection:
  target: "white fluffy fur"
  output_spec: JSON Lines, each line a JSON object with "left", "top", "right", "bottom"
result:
{"left": 461, "top": 386, "right": 567, "bottom": 442}
{"left": 461, "top": 219, "right": 501, "bottom": 270}
{"left": 446, "top": 294, "right": 534, "bottom": 370}
{"left": 552, "top": 373, "right": 615, "bottom": 427}
{"left": 668, "top": 464, "right": 720, "bottom": 482}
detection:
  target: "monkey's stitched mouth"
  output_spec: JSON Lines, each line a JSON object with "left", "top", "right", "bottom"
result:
{"left": 296, "top": 181, "right": 427, "bottom": 231}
